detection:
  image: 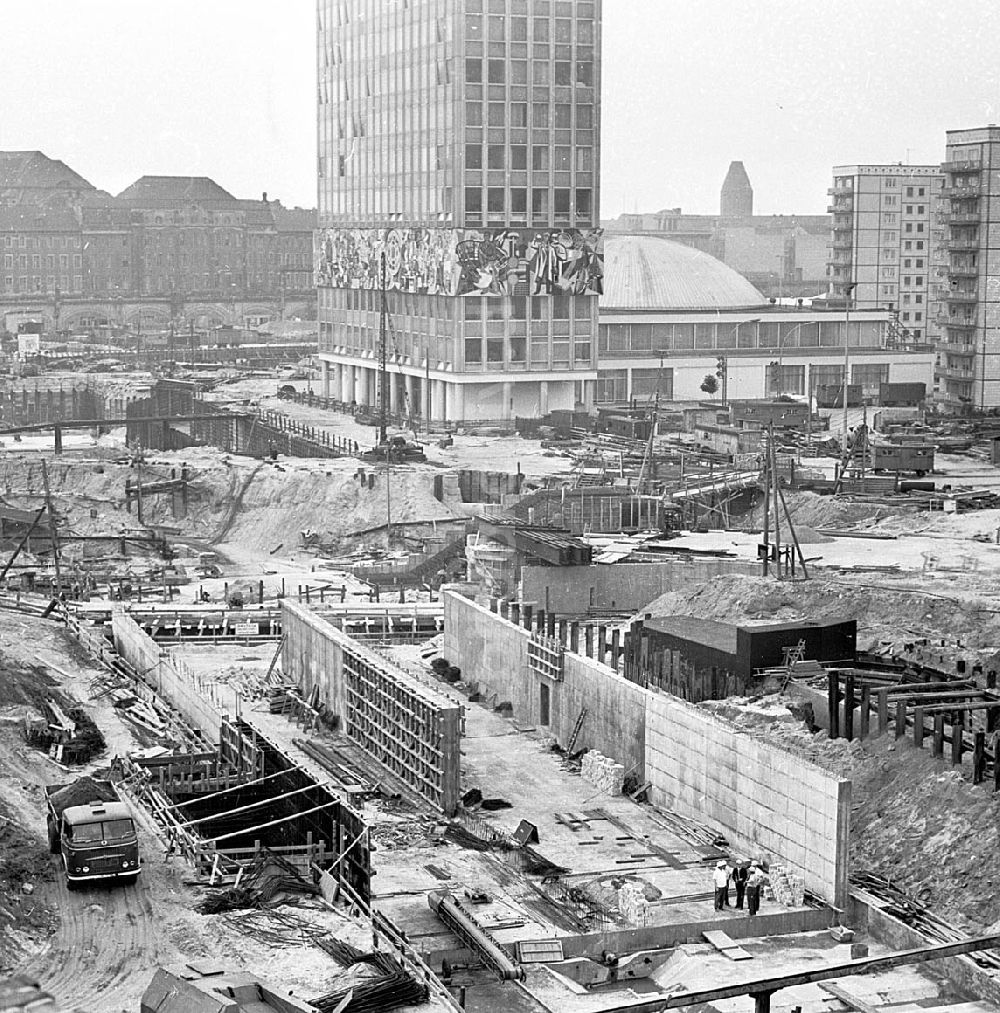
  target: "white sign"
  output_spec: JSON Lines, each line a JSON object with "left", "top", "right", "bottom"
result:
{"left": 232, "top": 622, "right": 259, "bottom": 636}
{"left": 17, "top": 334, "right": 40, "bottom": 356}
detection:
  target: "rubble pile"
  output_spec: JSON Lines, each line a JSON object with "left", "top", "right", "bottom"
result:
{"left": 580, "top": 750, "right": 625, "bottom": 795}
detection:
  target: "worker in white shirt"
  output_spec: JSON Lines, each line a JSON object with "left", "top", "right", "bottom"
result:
{"left": 712, "top": 860, "right": 731, "bottom": 911}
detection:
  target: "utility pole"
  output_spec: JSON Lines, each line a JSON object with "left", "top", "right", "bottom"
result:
{"left": 40, "top": 460, "right": 62, "bottom": 596}
{"left": 841, "top": 283, "right": 856, "bottom": 450}
{"left": 379, "top": 252, "right": 388, "bottom": 446}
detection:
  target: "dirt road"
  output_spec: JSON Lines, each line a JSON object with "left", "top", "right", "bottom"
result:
{"left": 0, "top": 615, "right": 191, "bottom": 1011}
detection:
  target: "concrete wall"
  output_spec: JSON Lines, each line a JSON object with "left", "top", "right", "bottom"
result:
{"left": 520, "top": 559, "right": 760, "bottom": 615}
{"left": 282, "top": 600, "right": 462, "bottom": 813}
{"left": 443, "top": 592, "right": 647, "bottom": 776}
{"left": 111, "top": 613, "right": 228, "bottom": 742}
{"left": 645, "top": 692, "right": 851, "bottom": 906}
{"left": 281, "top": 600, "right": 348, "bottom": 721}
{"left": 445, "top": 591, "right": 852, "bottom": 906}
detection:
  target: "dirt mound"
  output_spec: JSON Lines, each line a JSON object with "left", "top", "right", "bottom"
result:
{"left": 0, "top": 801, "right": 56, "bottom": 973}
{"left": 642, "top": 573, "right": 1000, "bottom": 650}
{"left": 742, "top": 490, "right": 899, "bottom": 532}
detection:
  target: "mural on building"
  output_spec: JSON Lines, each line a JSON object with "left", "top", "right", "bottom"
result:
{"left": 315, "top": 226, "right": 604, "bottom": 298}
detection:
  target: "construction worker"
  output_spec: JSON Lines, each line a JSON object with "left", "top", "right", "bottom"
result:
{"left": 732, "top": 860, "right": 750, "bottom": 909}
{"left": 746, "top": 861, "right": 768, "bottom": 917}
{"left": 712, "top": 860, "right": 730, "bottom": 911}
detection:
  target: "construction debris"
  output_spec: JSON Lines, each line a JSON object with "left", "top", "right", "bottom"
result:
{"left": 197, "top": 849, "right": 320, "bottom": 913}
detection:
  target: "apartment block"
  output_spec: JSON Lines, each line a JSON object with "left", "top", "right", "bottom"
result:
{"left": 938, "top": 126, "right": 1000, "bottom": 407}
{"left": 827, "top": 165, "right": 945, "bottom": 353}
{"left": 315, "top": 0, "right": 603, "bottom": 423}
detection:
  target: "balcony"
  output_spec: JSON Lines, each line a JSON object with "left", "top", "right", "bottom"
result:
{"left": 948, "top": 264, "right": 978, "bottom": 278}
{"left": 942, "top": 159, "right": 982, "bottom": 172}
{"left": 947, "top": 238, "right": 980, "bottom": 251}
{"left": 945, "top": 364, "right": 976, "bottom": 379}
{"left": 828, "top": 184, "right": 853, "bottom": 196}
{"left": 944, "top": 183, "right": 981, "bottom": 198}
{"left": 827, "top": 202, "right": 853, "bottom": 214}
{"left": 946, "top": 342, "right": 976, "bottom": 356}
{"left": 831, "top": 238, "right": 852, "bottom": 250}
{"left": 949, "top": 211, "right": 981, "bottom": 225}
{"left": 946, "top": 290, "right": 978, "bottom": 303}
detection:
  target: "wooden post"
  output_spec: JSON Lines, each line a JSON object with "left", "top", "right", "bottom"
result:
{"left": 913, "top": 706, "right": 925, "bottom": 748}
{"left": 932, "top": 714, "right": 945, "bottom": 757}
{"left": 895, "top": 700, "right": 906, "bottom": 739}
{"left": 611, "top": 628, "right": 621, "bottom": 668}
{"left": 522, "top": 604, "right": 533, "bottom": 630}
{"left": 597, "top": 625, "right": 607, "bottom": 664}
{"left": 973, "top": 730, "right": 986, "bottom": 785}
{"left": 877, "top": 688, "right": 889, "bottom": 736}
{"left": 859, "top": 685, "right": 870, "bottom": 739}
{"left": 828, "top": 672, "right": 839, "bottom": 739}
{"left": 569, "top": 621, "right": 580, "bottom": 653}
{"left": 546, "top": 611, "right": 556, "bottom": 638}
{"left": 584, "top": 625, "right": 593, "bottom": 656}
{"left": 843, "top": 672, "right": 855, "bottom": 741}
{"left": 951, "top": 714, "right": 964, "bottom": 766}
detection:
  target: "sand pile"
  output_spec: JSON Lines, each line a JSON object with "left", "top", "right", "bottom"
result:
{"left": 742, "top": 490, "right": 896, "bottom": 532}
{"left": 641, "top": 572, "right": 1000, "bottom": 650}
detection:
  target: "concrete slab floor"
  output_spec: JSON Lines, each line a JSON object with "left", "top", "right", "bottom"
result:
{"left": 520, "top": 932, "right": 993, "bottom": 1013}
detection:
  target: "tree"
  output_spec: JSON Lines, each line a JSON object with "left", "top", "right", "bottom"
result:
{"left": 700, "top": 374, "right": 719, "bottom": 396}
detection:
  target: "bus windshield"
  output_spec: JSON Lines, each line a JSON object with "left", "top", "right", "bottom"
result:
{"left": 71, "top": 819, "right": 135, "bottom": 843}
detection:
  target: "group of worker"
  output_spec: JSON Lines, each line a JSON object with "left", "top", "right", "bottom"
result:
{"left": 713, "top": 859, "right": 767, "bottom": 916}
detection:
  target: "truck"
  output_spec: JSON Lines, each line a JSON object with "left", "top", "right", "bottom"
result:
{"left": 45, "top": 776, "right": 141, "bottom": 889}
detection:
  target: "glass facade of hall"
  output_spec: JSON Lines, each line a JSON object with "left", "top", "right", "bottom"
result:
{"left": 316, "top": 0, "right": 602, "bottom": 403}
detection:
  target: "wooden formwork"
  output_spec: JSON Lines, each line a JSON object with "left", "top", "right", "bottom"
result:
{"left": 341, "top": 642, "right": 462, "bottom": 815}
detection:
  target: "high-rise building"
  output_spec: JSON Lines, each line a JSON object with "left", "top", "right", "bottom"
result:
{"left": 827, "top": 165, "right": 945, "bottom": 358}
{"left": 720, "top": 160, "right": 753, "bottom": 219}
{"left": 315, "top": 0, "right": 603, "bottom": 423}
{"left": 937, "top": 126, "right": 1000, "bottom": 407}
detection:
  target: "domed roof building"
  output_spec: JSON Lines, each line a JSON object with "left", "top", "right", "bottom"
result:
{"left": 594, "top": 233, "right": 931, "bottom": 407}
{"left": 601, "top": 234, "right": 765, "bottom": 312}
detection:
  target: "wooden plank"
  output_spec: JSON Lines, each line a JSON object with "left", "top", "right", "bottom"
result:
{"left": 820, "top": 982, "right": 881, "bottom": 1013}
{"left": 703, "top": 930, "right": 753, "bottom": 961}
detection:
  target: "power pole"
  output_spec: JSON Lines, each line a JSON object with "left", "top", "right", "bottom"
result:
{"left": 40, "top": 460, "right": 62, "bottom": 595}
{"left": 379, "top": 252, "right": 388, "bottom": 446}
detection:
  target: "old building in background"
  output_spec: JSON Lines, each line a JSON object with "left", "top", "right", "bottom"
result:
{"left": 0, "top": 151, "right": 316, "bottom": 335}
{"left": 606, "top": 161, "right": 829, "bottom": 299}
{"left": 315, "top": 0, "right": 603, "bottom": 423}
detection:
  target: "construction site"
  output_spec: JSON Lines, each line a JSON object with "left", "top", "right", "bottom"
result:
{"left": 2, "top": 359, "right": 1000, "bottom": 1013}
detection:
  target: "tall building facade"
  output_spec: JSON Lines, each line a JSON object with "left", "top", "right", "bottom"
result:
{"left": 719, "top": 160, "right": 753, "bottom": 219}
{"left": 315, "top": 0, "right": 603, "bottom": 423}
{"left": 938, "top": 127, "right": 1000, "bottom": 407}
{"left": 828, "top": 165, "right": 945, "bottom": 355}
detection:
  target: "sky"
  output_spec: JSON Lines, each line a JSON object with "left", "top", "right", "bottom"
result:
{"left": 3, "top": 1, "right": 1000, "bottom": 216}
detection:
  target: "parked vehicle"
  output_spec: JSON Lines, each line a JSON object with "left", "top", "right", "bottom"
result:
{"left": 45, "top": 777, "right": 141, "bottom": 889}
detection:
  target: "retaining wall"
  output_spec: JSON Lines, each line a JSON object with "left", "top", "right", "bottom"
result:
{"left": 645, "top": 692, "right": 851, "bottom": 906}
{"left": 282, "top": 600, "right": 462, "bottom": 814}
{"left": 442, "top": 592, "right": 647, "bottom": 776}
{"left": 520, "top": 559, "right": 760, "bottom": 615}
{"left": 111, "top": 613, "right": 230, "bottom": 741}
{"left": 444, "top": 590, "right": 852, "bottom": 906}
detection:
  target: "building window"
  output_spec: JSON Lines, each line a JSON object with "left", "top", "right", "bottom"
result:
{"left": 511, "top": 146, "right": 527, "bottom": 170}
{"left": 554, "top": 146, "right": 571, "bottom": 170}
{"left": 487, "top": 59, "right": 505, "bottom": 84}
{"left": 488, "top": 102, "right": 506, "bottom": 126}
{"left": 466, "top": 102, "right": 483, "bottom": 126}
{"left": 554, "top": 104, "right": 572, "bottom": 128}
{"left": 532, "top": 188, "right": 548, "bottom": 218}
{"left": 576, "top": 189, "right": 592, "bottom": 218}
{"left": 487, "top": 145, "right": 504, "bottom": 169}
{"left": 576, "top": 61, "right": 594, "bottom": 86}
{"left": 533, "top": 17, "right": 549, "bottom": 41}
{"left": 510, "top": 102, "right": 528, "bottom": 128}
{"left": 554, "top": 61, "right": 572, "bottom": 86}
{"left": 487, "top": 188, "right": 505, "bottom": 213}
{"left": 464, "top": 338, "right": 482, "bottom": 364}
{"left": 532, "top": 103, "right": 549, "bottom": 127}
{"left": 553, "top": 189, "right": 571, "bottom": 217}
{"left": 466, "top": 188, "right": 483, "bottom": 214}
{"left": 577, "top": 105, "right": 593, "bottom": 129}
{"left": 532, "top": 146, "right": 549, "bottom": 171}
{"left": 511, "top": 189, "right": 527, "bottom": 215}
{"left": 465, "top": 59, "right": 482, "bottom": 83}
{"left": 466, "top": 144, "right": 483, "bottom": 169}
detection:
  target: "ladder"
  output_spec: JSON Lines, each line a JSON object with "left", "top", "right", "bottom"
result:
{"left": 566, "top": 707, "right": 588, "bottom": 753}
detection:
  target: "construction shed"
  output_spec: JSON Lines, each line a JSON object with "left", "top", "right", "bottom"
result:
{"left": 625, "top": 615, "right": 857, "bottom": 700}
{"left": 141, "top": 963, "right": 312, "bottom": 1013}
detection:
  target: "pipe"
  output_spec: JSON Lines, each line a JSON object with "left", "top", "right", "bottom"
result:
{"left": 428, "top": 890, "right": 523, "bottom": 981}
